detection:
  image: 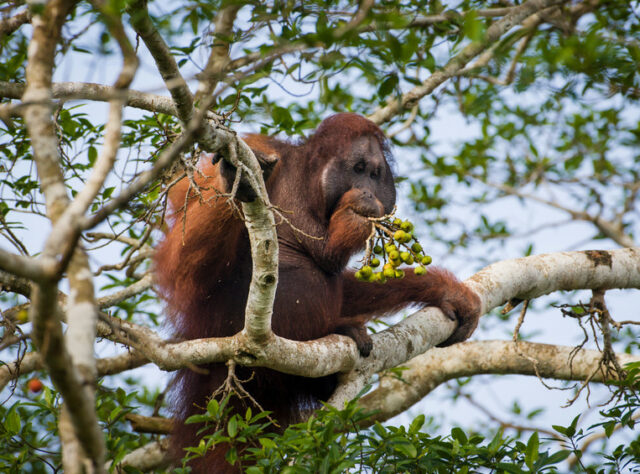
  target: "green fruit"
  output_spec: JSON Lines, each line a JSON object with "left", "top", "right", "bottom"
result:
{"left": 373, "top": 245, "right": 383, "bottom": 255}
{"left": 421, "top": 255, "right": 432, "bottom": 265}
{"left": 411, "top": 242, "right": 423, "bottom": 253}
{"left": 360, "top": 265, "right": 373, "bottom": 278}
{"left": 17, "top": 309, "right": 29, "bottom": 324}
{"left": 393, "top": 230, "right": 406, "bottom": 242}
{"left": 385, "top": 243, "right": 397, "bottom": 253}
{"left": 393, "top": 218, "right": 402, "bottom": 226}
{"left": 388, "top": 250, "right": 400, "bottom": 261}
{"left": 383, "top": 267, "right": 396, "bottom": 279}
{"left": 394, "top": 269, "right": 405, "bottom": 279}
{"left": 370, "top": 257, "right": 380, "bottom": 268}
{"left": 355, "top": 270, "right": 364, "bottom": 280}
{"left": 374, "top": 272, "right": 387, "bottom": 284}
{"left": 414, "top": 266, "right": 427, "bottom": 276}
{"left": 405, "top": 255, "right": 414, "bottom": 265}
{"left": 401, "top": 221, "right": 414, "bottom": 232}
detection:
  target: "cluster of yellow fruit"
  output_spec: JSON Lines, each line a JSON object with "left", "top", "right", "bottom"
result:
{"left": 354, "top": 218, "right": 432, "bottom": 283}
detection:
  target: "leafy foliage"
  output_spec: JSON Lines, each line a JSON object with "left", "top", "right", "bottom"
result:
{"left": 181, "top": 396, "right": 579, "bottom": 474}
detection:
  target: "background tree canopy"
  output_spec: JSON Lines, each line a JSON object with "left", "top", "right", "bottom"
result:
{"left": 0, "top": 0, "right": 639, "bottom": 472}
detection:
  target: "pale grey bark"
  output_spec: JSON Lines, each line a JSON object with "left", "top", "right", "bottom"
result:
{"left": 358, "top": 340, "right": 640, "bottom": 423}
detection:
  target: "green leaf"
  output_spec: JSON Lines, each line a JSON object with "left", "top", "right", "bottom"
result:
{"left": 88, "top": 146, "right": 97, "bottom": 165}
{"left": 5, "top": 407, "right": 20, "bottom": 434}
{"left": 409, "top": 414, "right": 425, "bottom": 434}
{"left": 395, "top": 441, "right": 417, "bottom": 458}
{"left": 525, "top": 432, "right": 539, "bottom": 470}
{"left": 451, "top": 427, "right": 467, "bottom": 445}
{"left": 544, "top": 449, "right": 571, "bottom": 465}
{"left": 566, "top": 415, "right": 580, "bottom": 438}
{"left": 378, "top": 73, "right": 398, "bottom": 98}
{"left": 102, "top": 186, "right": 115, "bottom": 199}
{"left": 225, "top": 446, "right": 238, "bottom": 465}
{"left": 228, "top": 417, "right": 237, "bottom": 438}
{"left": 462, "top": 11, "right": 486, "bottom": 42}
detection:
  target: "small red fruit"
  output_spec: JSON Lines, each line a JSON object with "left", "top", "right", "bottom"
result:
{"left": 27, "top": 378, "right": 43, "bottom": 393}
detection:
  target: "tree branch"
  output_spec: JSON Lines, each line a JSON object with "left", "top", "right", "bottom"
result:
{"left": 21, "top": 0, "right": 106, "bottom": 469}
{"left": 90, "top": 249, "right": 640, "bottom": 398}
{"left": 79, "top": 103, "right": 222, "bottom": 229}
{"left": 0, "top": 348, "right": 148, "bottom": 392}
{"left": 0, "top": 80, "right": 218, "bottom": 119}
{"left": 66, "top": 4, "right": 137, "bottom": 218}
{"left": 467, "top": 248, "right": 640, "bottom": 314}
{"left": 368, "top": 0, "right": 567, "bottom": 125}
{"left": 0, "top": 269, "right": 31, "bottom": 296}
{"left": 0, "top": 8, "right": 31, "bottom": 39}
{"left": 105, "top": 438, "right": 169, "bottom": 472}
{"left": 358, "top": 340, "right": 640, "bottom": 425}
{"left": 0, "top": 248, "right": 55, "bottom": 282}
{"left": 128, "top": 0, "right": 194, "bottom": 123}
{"left": 482, "top": 180, "right": 636, "bottom": 247}
{"left": 334, "top": 0, "right": 374, "bottom": 37}
{"left": 194, "top": 4, "right": 240, "bottom": 102}
{"left": 330, "top": 247, "right": 640, "bottom": 406}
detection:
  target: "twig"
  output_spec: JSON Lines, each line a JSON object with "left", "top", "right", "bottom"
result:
{"left": 459, "top": 390, "right": 563, "bottom": 441}
{"left": 0, "top": 8, "right": 31, "bottom": 39}
{"left": 128, "top": 0, "right": 194, "bottom": 123}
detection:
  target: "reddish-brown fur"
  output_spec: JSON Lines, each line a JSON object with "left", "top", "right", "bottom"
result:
{"left": 154, "top": 114, "right": 481, "bottom": 472}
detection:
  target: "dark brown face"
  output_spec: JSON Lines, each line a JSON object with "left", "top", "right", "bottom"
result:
{"left": 321, "top": 135, "right": 396, "bottom": 219}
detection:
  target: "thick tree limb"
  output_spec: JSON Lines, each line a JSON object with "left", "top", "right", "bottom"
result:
{"left": 330, "top": 247, "right": 640, "bottom": 406}
{"left": 59, "top": 405, "right": 86, "bottom": 474}
{"left": 8, "top": 249, "right": 635, "bottom": 394}
{"left": 238, "top": 194, "right": 279, "bottom": 343}
{"left": 0, "top": 269, "right": 31, "bottom": 296}
{"left": 466, "top": 248, "right": 640, "bottom": 315}
{"left": 0, "top": 80, "right": 219, "bottom": 119}
{"left": 113, "top": 4, "right": 280, "bottom": 340}
{"left": 0, "top": 248, "right": 55, "bottom": 282}
{"left": 89, "top": 337, "right": 640, "bottom": 472}
{"left": 106, "top": 438, "right": 170, "bottom": 472}
{"left": 358, "top": 340, "right": 640, "bottom": 424}
{"left": 22, "top": 0, "right": 106, "bottom": 469}
{"left": 74, "top": 249, "right": 640, "bottom": 385}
